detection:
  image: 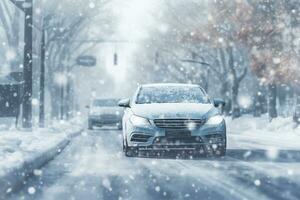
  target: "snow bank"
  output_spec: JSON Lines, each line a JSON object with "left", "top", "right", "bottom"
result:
{"left": 226, "top": 115, "right": 300, "bottom": 150}
{"left": 0, "top": 118, "right": 83, "bottom": 196}
{"left": 227, "top": 115, "right": 299, "bottom": 132}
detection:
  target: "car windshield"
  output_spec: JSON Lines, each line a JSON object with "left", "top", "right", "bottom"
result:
{"left": 136, "top": 86, "right": 209, "bottom": 104}
{"left": 92, "top": 99, "right": 119, "bottom": 107}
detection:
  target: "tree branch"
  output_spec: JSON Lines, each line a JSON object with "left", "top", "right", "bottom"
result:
{"left": 238, "top": 67, "right": 248, "bottom": 83}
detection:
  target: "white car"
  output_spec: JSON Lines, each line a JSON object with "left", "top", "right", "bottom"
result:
{"left": 119, "top": 83, "right": 226, "bottom": 157}
{"left": 88, "top": 98, "right": 123, "bottom": 130}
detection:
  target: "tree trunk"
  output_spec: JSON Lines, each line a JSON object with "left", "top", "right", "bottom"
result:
{"left": 253, "top": 93, "right": 262, "bottom": 117}
{"left": 268, "top": 83, "right": 278, "bottom": 120}
{"left": 253, "top": 82, "right": 263, "bottom": 117}
{"left": 231, "top": 82, "right": 241, "bottom": 119}
{"left": 50, "top": 85, "right": 60, "bottom": 120}
{"left": 220, "top": 81, "right": 231, "bottom": 115}
{"left": 66, "top": 80, "right": 71, "bottom": 120}
{"left": 60, "top": 85, "right": 64, "bottom": 120}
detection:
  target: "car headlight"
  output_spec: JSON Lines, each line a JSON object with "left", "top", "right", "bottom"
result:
{"left": 130, "top": 115, "right": 151, "bottom": 127}
{"left": 206, "top": 115, "right": 224, "bottom": 125}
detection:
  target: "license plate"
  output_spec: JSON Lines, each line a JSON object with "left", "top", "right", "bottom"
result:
{"left": 165, "top": 130, "right": 191, "bottom": 138}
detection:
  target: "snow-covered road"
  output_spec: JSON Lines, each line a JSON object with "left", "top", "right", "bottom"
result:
{"left": 7, "top": 127, "right": 300, "bottom": 200}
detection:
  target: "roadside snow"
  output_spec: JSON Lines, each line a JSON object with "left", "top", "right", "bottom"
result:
{"left": 0, "top": 118, "right": 83, "bottom": 194}
{"left": 226, "top": 115, "right": 300, "bottom": 150}
{"left": 4, "top": 116, "right": 300, "bottom": 200}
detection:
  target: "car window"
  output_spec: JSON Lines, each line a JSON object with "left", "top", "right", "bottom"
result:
{"left": 93, "top": 99, "right": 119, "bottom": 107}
{"left": 136, "top": 86, "right": 209, "bottom": 104}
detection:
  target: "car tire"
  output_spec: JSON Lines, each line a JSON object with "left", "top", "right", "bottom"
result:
{"left": 205, "top": 143, "right": 226, "bottom": 158}
{"left": 211, "top": 145, "right": 226, "bottom": 157}
{"left": 215, "top": 138, "right": 227, "bottom": 157}
{"left": 124, "top": 138, "right": 138, "bottom": 157}
{"left": 217, "top": 147, "right": 226, "bottom": 157}
{"left": 125, "top": 148, "right": 138, "bottom": 157}
{"left": 122, "top": 137, "right": 126, "bottom": 152}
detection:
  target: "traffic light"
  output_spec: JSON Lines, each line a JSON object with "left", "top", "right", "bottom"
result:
{"left": 155, "top": 52, "right": 159, "bottom": 64}
{"left": 114, "top": 53, "right": 118, "bottom": 65}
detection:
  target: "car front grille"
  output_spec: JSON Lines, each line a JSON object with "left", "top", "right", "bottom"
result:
{"left": 153, "top": 119, "right": 206, "bottom": 130}
{"left": 100, "top": 114, "right": 118, "bottom": 120}
{"left": 154, "top": 136, "right": 203, "bottom": 144}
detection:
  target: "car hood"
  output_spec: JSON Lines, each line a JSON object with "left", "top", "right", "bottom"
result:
{"left": 131, "top": 103, "right": 215, "bottom": 119}
{"left": 90, "top": 107, "right": 123, "bottom": 115}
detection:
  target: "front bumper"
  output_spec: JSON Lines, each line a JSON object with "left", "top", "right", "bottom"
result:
{"left": 89, "top": 115, "right": 122, "bottom": 125}
{"left": 125, "top": 120, "right": 227, "bottom": 151}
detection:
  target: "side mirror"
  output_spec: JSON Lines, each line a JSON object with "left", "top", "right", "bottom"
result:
{"left": 85, "top": 105, "right": 90, "bottom": 109}
{"left": 118, "top": 98, "right": 130, "bottom": 108}
{"left": 213, "top": 98, "right": 225, "bottom": 107}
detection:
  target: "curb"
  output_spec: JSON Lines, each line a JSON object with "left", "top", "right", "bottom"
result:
{"left": 0, "top": 128, "right": 83, "bottom": 198}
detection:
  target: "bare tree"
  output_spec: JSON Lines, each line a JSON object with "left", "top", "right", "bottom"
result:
{"left": 0, "top": 0, "right": 22, "bottom": 71}
{"left": 38, "top": 0, "right": 115, "bottom": 119}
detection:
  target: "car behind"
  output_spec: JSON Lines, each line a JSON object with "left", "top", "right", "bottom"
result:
{"left": 88, "top": 98, "right": 123, "bottom": 130}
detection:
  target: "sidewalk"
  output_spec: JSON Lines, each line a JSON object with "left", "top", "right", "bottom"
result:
{"left": 0, "top": 118, "right": 84, "bottom": 196}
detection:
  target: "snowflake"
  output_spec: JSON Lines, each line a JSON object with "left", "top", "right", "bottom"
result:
{"left": 28, "top": 187, "right": 36, "bottom": 195}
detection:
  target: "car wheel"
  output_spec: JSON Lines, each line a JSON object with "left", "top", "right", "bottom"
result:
{"left": 215, "top": 147, "right": 226, "bottom": 157}
{"left": 124, "top": 138, "right": 138, "bottom": 157}
{"left": 125, "top": 148, "right": 138, "bottom": 157}
{"left": 215, "top": 138, "right": 227, "bottom": 157}
{"left": 205, "top": 144, "right": 226, "bottom": 158}
{"left": 122, "top": 137, "right": 126, "bottom": 152}
{"left": 211, "top": 144, "right": 226, "bottom": 157}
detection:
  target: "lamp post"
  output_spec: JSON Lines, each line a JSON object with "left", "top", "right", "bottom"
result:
{"left": 39, "top": 15, "right": 53, "bottom": 127}
{"left": 39, "top": 24, "right": 46, "bottom": 127}
{"left": 180, "top": 59, "right": 211, "bottom": 91}
{"left": 9, "top": 0, "right": 33, "bottom": 129}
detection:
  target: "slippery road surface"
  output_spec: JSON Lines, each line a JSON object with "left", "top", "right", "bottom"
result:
{"left": 8, "top": 128, "right": 300, "bottom": 200}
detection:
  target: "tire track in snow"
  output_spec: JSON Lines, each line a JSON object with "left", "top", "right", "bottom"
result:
{"left": 8, "top": 129, "right": 300, "bottom": 200}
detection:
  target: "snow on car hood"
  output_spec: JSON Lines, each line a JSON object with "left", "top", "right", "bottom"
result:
{"left": 90, "top": 107, "right": 124, "bottom": 115}
{"left": 131, "top": 103, "right": 214, "bottom": 119}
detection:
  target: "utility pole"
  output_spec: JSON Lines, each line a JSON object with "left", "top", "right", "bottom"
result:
{"left": 60, "top": 81, "right": 64, "bottom": 120}
{"left": 22, "top": 0, "right": 33, "bottom": 128}
{"left": 39, "top": 15, "right": 52, "bottom": 127}
{"left": 180, "top": 58, "right": 211, "bottom": 91}
{"left": 9, "top": 0, "right": 33, "bottom": 128}
{"left": 39, "top": 26, "right": 46, "bottom": 127}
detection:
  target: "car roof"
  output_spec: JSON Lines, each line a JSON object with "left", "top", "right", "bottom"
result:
{"left": 93, "top": 98, "right": 120, "bottom": 101}
{"left": 141, "top": 83, "right": 201, "bottom": 88}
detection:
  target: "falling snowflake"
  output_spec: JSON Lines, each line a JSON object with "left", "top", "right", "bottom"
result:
{"left": 266, "top": 147, "right": 279, "bottom": 160}
{"left": 5, "top": 49, "right": 16, "bottom": 61}
{"left": 89, "top": 2, "right": 95, "bottom": 9}
{"left": 238, "top": 95, "right": 252, "bottom": 109}
{"left": 54, "top": 73, "right": 68, "bottom": 86}
{"left": 155, "top": 186, "right": 160, "bottom": 192}
{"left": 28, "top": 187, "right": 36, "bottom": 195}
{"left": 33, "top": 169, "right": 43, "bottom": 176}
{"left": 254, "top": 180, "right": 261, "bottom": 186}
{"left": 32, "top": 98, "right": 39, "bottom": 106}
{"left": 102, "top": 178, "right": 112, "bottom": 191}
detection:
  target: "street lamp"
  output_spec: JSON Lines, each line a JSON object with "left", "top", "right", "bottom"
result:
{"left": 180, "top": 59, "right": 211, "bottom": 92}
{"left": 9, "top": 0, "right": 33, "bottom": 129}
